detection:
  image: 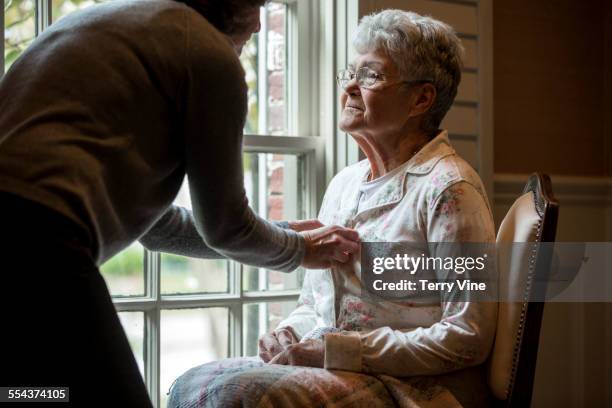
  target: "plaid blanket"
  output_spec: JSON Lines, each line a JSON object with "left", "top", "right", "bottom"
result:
{"left": 167, "top": 358, "right": 492, "bottom": 408}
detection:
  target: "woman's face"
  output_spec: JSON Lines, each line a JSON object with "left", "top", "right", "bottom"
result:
{"left": 339, "top": 50, "right": 415, "bottom": 139}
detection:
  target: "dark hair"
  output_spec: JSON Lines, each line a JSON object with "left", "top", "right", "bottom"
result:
{"left": 178, "top": 0, "right": 267, "bottom": 35}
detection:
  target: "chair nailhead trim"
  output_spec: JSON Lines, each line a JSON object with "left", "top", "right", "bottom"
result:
{"left": 505, "top": 217, "right": 543, "bottom": 399}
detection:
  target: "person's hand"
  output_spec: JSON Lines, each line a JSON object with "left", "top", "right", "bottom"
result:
{"left": 258, "top": 328, "right": 299, "bottom": 363}
{"left": 287, "top": 219, "right": 324, "bottom": 232}
{"left": 268, "top": 340, "right": 325, "bottom": 368}
{"left": 300, "top": 225, "right": 360, "bottom": 269}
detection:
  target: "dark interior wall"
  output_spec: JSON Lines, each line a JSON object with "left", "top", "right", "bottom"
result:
{"left": 493, "top": 0, "right": 607, "bottom": 176}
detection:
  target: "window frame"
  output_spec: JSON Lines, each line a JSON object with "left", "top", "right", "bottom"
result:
{"left": 116, "top": 135, "right": 322, "bottom": 407}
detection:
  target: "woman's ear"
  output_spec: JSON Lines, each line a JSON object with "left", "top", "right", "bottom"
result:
{"left": 408, "top": 83, "right": 437, "bottom": 118}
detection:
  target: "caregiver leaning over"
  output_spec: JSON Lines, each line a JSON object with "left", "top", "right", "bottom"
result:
{"left": 0, "top": 0, "right": 358, "bottom": 406}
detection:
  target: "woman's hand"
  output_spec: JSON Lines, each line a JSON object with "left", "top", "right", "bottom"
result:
{"left": 258, "top": 328, "right": 299, "bottom": 363}
{"left": 300, "top": 225, "right": 360, "bottom": 269}
{"left": 268, "top": 340, "right": 325, "bottom": 368}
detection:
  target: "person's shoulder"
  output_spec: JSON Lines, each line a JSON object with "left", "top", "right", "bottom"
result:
{"left": 425, "top": 154, "right": 487, "bottom": 202}
{"left": 46, "top": 0, "right": 197, "bottom": 46}
{"left": 125, "top": 0, "right": 227, "bottom": 45}
{"left": 56, "top": 0, "right": 186, "bottom": 24}
{"left": 176, "top": 5, "right": 240, "bottom": 77}
{"left": 437, "top": 154, "right": 481, "bottom": 183}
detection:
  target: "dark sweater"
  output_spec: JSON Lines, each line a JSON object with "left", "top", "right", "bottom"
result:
{"left": 0, "top": 0, "right": 304, "bottom": 270}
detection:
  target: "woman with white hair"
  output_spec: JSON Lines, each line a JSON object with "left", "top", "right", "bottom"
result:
{"left": 169, "top": 9, "right": 496, "bottom": 407}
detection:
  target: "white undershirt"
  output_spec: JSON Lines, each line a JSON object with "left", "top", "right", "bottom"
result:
{"left": 358, "top": 160, "right": 412, "bottom": 212}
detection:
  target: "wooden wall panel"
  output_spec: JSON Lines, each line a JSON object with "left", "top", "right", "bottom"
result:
{"left": 456, "top": 72, "right": 478, "bottom": 103}
{"left": 462, "top": 39, "right": 478, "bottom": 70}
{"left": 493, "top": 0, "right": 607, "bottom": 176}
{"left": 442, "top": 105, "right": 478, "bottom": 136}
{"left": 360, "top": 0, "right": 478, "bottom": 36}
{"left": 450, "top": 138, "right": 478, "bottom": 169}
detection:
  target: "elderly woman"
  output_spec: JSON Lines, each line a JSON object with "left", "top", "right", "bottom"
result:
{"left": 169, "top": 9, "right": 496, "bottom": 408}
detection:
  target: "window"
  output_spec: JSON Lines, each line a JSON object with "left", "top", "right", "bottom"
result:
{"left": 2, "top": 1, "right": 324, "bottom": 407}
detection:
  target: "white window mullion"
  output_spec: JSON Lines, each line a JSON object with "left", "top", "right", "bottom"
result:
{"left": 230, "top": 301, "right": 243, "bottom": 357}
{"left": 229, "top": 261, "right": 243, "bottom": 357}
{"left": 257, "top": 154, "right": 268, "bottom": 291}
{"left": 257, "top": 7, "right": 268, "bottom": 135}
{"left": 35, "top": 0, "right": 52, "bottom": 35}
{"left": 145, "top": 307, "right": 161, "bottom": 408}
{"left": 243, "top": 134, "right": 322, "bottom": 154}
{"left": 247, "top": 6, "right": 270, "bottom": 360}
{"left": 144, "top": 250, "right": 161, "bottom": 408}
{"left": 319, "top": 0, "right": 339, "bottom": 184}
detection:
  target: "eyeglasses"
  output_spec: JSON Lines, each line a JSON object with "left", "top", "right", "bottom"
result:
{"left": 336, "top": 67, "right": 432, "bottom": 90}
{"left": 337, "top": 67, "right": 383, "bottom": 89}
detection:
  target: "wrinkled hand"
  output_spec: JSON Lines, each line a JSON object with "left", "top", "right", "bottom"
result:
{"left": 268, "top": 340, "right": 324, "bottom": 368}
{"left": 300, "top": 225, "right": 360, "bottom": 269}
{"left": 287, "top": 219, "right": 324, "bottom": 232}
{"left": 258, "top": 328, "right": 299, "bottom": 363}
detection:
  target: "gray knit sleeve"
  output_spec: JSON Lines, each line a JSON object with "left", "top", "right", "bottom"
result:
{"left": 139, "top": 205, "right": 290, "bottom": 259}
{"left": 180, "top": 17, "right": 305, "bottom": 272}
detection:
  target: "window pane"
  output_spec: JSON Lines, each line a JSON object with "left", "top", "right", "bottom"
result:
{"left": 240, "top": 2, "right": 287, "bottom": 135}
{"left": 161, "top": 254, "right": 229, "bottom": 295}
{"left": 161, "top": 308, "right": 229, "bottom": 408}
{"left": 243, "top": 301, "right": 296, "bottom": 357}
{"left": 244, "top": 152, "right": 305, "bottom": 221}
{"left": 243, "top": 267, "right": 304, "bottom": 292}
{"left": 160, "top": 178, "right": 229, "bottom": 294}
{"left": 118, "top": 311, "right": 144, "bottom": 377}
{"left": 4, "top": 0, "right": 35, "bottom": 72}
{"left": 100, "top": 241, "right": 145, "bottom": 297}
{"left": 51, "top": 0, "right": 104, "bottom": 23}
{"left": 243, "top": 152, "right": 306, "bottom": 291}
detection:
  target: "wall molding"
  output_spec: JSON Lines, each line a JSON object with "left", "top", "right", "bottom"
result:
{"left": 495, "top": 173, "right": 612, "bottom": 243}
{"left": 494, "top": 173, "right": 612, "bottom": 206}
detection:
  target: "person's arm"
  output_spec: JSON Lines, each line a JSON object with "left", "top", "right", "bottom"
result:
{"left": 180, "top": 20, "right": 305, "bottom": 272}
{"left": 182, "top": 21, "right": 359, "bottom": 271}
{"left": 139, "top": 205, "right": 289, "bottom": 259}
{"left": 323, "top": 181, "right": 498, "bottom": 376}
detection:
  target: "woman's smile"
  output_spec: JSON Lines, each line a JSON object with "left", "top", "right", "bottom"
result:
{"left": 345, "top": 104, "right": 364, "bottom": 112}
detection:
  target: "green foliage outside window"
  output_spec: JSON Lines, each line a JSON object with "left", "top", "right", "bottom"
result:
{"left": 4, "top": 0, "right": 34, "bottom": 71}
{"left": 3, "top": 0, "right": 105, "bottom": 72}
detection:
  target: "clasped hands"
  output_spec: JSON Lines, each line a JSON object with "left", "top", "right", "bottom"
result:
{"left": 292, "top": 219, "right": 360, "bottom": 269}
{"left": 258, "top": 218, "right": 357, "bottom": 368}
{"left": 259, "top": 328, "right": 324, "bottom": 368}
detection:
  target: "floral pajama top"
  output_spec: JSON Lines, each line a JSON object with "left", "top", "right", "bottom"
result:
{"left": 277, "top": 130, "right": 498, "bottom": 377}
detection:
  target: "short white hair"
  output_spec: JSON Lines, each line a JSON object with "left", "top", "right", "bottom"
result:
{"left": 354, "top": 9, "right": 464, "bottom": 132}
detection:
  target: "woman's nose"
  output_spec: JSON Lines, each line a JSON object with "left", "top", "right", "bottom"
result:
{"left": 343, "top": 77, "right": 361, "bottom": 95}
